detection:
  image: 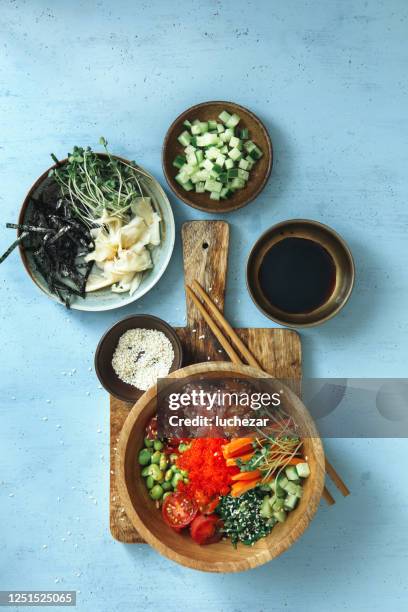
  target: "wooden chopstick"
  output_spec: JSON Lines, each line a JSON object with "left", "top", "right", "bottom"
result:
{"left": 185, "top": 286, "right": 243, "bottom": 365}
{"left": 322, "top": 486, "right": 336, "bottom": 506}
{"left": 191, "top": 280, "right": 261, "bottom": 369}
{"left": 187, "top": 281, "right": 349, "bottom": 506}
{"left": 325, "top": 458, "right": 350, "bottom": 497}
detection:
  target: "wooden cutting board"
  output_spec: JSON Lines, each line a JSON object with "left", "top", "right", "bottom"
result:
{"left": 110, "top": 221, "right": 301, "bottom": 543}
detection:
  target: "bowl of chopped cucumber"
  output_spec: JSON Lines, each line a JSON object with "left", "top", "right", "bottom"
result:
{"left": 162, "top": 101, "right": 273, "bottom": 213}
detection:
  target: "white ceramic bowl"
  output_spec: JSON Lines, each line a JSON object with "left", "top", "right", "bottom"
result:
{"left": 18, "top": 157, "right": 175, "bottom": 311}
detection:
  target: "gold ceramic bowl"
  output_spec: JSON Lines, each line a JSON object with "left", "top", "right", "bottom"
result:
{"left": 246, "top": 219, "right": 355, "bottom": 328}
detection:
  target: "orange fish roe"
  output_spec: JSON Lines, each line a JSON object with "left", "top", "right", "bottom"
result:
{"left": 176, "top": 438, "right": 238, "bottom": 508}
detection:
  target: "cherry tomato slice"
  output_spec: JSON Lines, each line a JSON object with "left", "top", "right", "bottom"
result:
{"left": 190, "top": 514, "right": 223, "bottom": 545}
{"left": 162, "top": 493, "right": 198, "bottom": 530}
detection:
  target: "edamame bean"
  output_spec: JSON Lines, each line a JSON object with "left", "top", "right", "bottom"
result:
{"left": 153, "top": 440, "right": 164, "bottom": 451}
{"left": 165, "top": 469, "right": 173, "bottom": 482}
{"left": 138, "top": 449, "right": 151, "bottom": 466}
{"left": 162, "top": 492, "right": 172, "bottom": 501}
{"left": 147, "top": 464, "right": 164, "bottom": 481}
{"left": 162, "top": 481, "right": 172, "bottom": 492}
{"left": 144, "top": 437, "right": 154, "bottom": 448}
{"left": 146, "top": 476, "right": 154, "bottom": 490}
{"left": 149, "top": 485, "right": 164, "bottom": 500}
{"left": 141, "top": 466, "right": 151, "bottom": 477}
{"left": 171, "top": 473, "right": 183, "bottom": 488}
{"left": 169, "top": 453, "right": 178, "bottom": 464}
{"left": 159, "top": 454, "right": 168, "bottom": 471}
{"left": 178, "top": 443, "right": 189, "bottom": 453}
{"left": 150, "top": 451, "right": 161, "bottom": 464}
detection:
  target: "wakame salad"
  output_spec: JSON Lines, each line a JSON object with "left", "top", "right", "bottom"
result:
{"left": 138, "top": 416, "right": 311, "bottom": 547}
{"left": 0, "top": 138, "right": 161, "bottom": 307}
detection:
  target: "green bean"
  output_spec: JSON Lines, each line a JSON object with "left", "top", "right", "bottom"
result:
{"left": 150, "top": 451, "right": 161, "bottom": 464}
{"left": 153, "top": 440, "right": 164, "bottom": 451}
{"left": 146, "top": 476, "right": 154, "bottom": 490}
{"left": 149, "top": 484, "right": 164, "bottom": 500}
{"left": 138, "top": 449, "right": 152, "bottom": 466}
{"left": 144, "top": 437, "right": 154, "bottom": 448}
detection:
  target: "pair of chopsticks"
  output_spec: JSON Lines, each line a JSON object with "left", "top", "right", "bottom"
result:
{"left": 186, "top": 280, "right": 350, "bottom": 506}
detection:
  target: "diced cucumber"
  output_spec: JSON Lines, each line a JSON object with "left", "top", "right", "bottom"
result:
{"left": 190, "top": 172, "right": 202, "bottom": 184}
{"left": 238, "top": 168, "right": 249, "bottom": 181}
{"left": 260, "top": 496, "right": 273, "bottom": 519}
{"left": 208, "top": 119, "right": 217, "bottom": 130}
{"left": 272, "top": 497, "right": 285, "bottom": 511}
{"left": 186, "top": 152, "right": 197, "bottom": 166}
{"left": 181, "top": 180, "right": 193, "bottom": 191}
{"left": 227, "top": 168, "right": 239, "bottom": 178}
{"left": 210, "top": 191, "right": 220, "bottom": 201}
{"left": 224, "top": 158, "right": 234, "bottom": 170}
{"left": 195, "top": 149, "right": 204, "bottom": 163}
{"left": 195, "top": 182, "right": 205, "bottom": 193}
{"left": 183, "top": 119, "right": 192, "bottom": 128}
{"left": 218, "top": 110, "right": 232, "bottom": 124}
{"left": 240, "top": 128, "right": 249, "bottom": 139}
{"left": 224, "top": 127, "right": 234, "bottom": 142}
{"left": 205, "top": 146, "right": 220, "bottom": 160}
{"left": 285, "top": 466, "right": 299, "bottom": 481}
{"left": 226, "top": 113, "right": 240, "bottom": 128}
{"left": 192, "top": 118, "right": 200, "bottom": 126}
{"left": 219, "top": 172, "right": 228, "bottom": 184}
{"left": 202, "top": 159, "right": 214, "bottom": 171}
{"left": 178, "top": 130, "right": 191, "bottom": 147}
{"left": 175, "top": 172, "right": 190, "bottom": 185}
{"left": 296, "top": 462, "right": 310, "bottom": 478}
{"left": 190, "top": 136, "right": 197, "bottom": 147}
{"left": 229, "top": 135, "right": 241, "bottom": 149}
{"left": 215, "top": 154, "right": 226, "bottom": 167}
{"left": 228, "top": 147, "right": 242, "bottom": 161}
{"left": 244, "top": 140, "right": 256, "bottom": 153}
{"left": 184, "top": 144, "right": 196, "bottom": 154}
{"left": 238, "top": 158, "right": 250, "bottom": 170}
{"left": 204, "top": 178, "right": 222, "bottom": 193}
{"left": 285, "top": 481, "right": 299, "bottom": 496}
{"left": 191, "top": 124, "right": 202, "bottom": 135}
{"left": 173, "top": 155, "right": 186, "bottom": 169}
{"left": 273, "top": 509, "right": 287, "bottom": 523}
{"left": 220, "top": 145, "right": 229, "bottom": 154}
{"left": 249, "top": 145, "right": 263, "bottom": 160}
{"left": 196, "top": 133, "right": 219, "bottom": 147}
{"left": 284, "top": 494, "right": 298, "bottom": 511}
{"left": 220, "top": 186, "right": 233, "bottom": 199}
{"left": 216, "top": 123, "right": 225, "bottom": 133}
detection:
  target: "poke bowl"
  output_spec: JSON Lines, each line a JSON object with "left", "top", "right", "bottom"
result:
{"left": 14, "top": 147, "right": 175, "bottom": 311}
{"left": 117, "top": 362, "right": 325, "bottom": 573}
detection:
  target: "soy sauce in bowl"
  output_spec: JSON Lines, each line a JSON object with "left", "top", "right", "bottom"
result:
{"left": 258, "top": 237, "right": 336, "bottom": 314}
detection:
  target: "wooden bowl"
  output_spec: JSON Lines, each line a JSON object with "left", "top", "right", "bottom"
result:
{"left": 162, "top": 101, "right": 273, "bottom": 213}
{"left": 247, "top": 219, "right": 355, "bottom": 328}
{"left": 117, "top": 362, "right": 325, "bottom": 572}
{"left": 94, "top": 314, "right": 183, "bottom": 402}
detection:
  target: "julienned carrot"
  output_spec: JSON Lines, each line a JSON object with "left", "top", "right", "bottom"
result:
{"left": 231, "top": 469, "right": 261, "bottom": 482}
{"left": 223, "top": 438, "right": 254, "bottom": 459}
{"left": 226, "top": 452, "right": 254, "bottom": 467}
{"left": 231, "top": 479, "right": 259, "bottom": 497}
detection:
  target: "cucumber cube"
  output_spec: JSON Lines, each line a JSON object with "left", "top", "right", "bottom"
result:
{"left": 219, "top": 172, "right": 228, "bottom": 184}
{"left": 173, "top": 155, "right": 186, "bottom": 169}
{"left": 191, "top": 124, "right": 202, "bottom": 135}
{"left": 195, "top": 150, "right": 204, "bottom": 163}
{"left": 178, "top": 131, "right": 191, "bottom": 147}
{"left": 202, "top": 159, "right": 214, "bottom": 171}
{"left": 208, "top": 120, "right": 217, "bottom": 131}
{"left": 183, "top": 119, "right": 192, "bottom": 128}
{"left": 296, "top": 463, "right": 310, "bottom": 478}
{"left": 227, "top": 168, "right": 239, "bottom": 178}
{"left": 273, "top": 509, "right": 287, "bottom": 523}
{"left": 205, "top": 146, "right": 220, "bottom": 160}
{"left": 230, "top": 177, "right": 245, "bottom": 189}
{"left": 210, "top": 191, "right": 220, "bottom": 201}
{"left": 216, "top": 123, "right": 225, "bottom": 133}
{"left": 218, "top": 110, "right": 232, "bottom": 124}
{"left": 215, "top": 154, "right": 226, "bottom": 167}
{"left": 238, "top": 159, "right": 250, "bottom": 170}
{"left": 181, "top": 180, "right": 193, "bottom": 191}
{"left": 199, "top": 121, "right": 209, "bottom": 133}
{"left": 285, "top": 481, "right": 299, "bottom": 496}
{"left": 249, "top": 145, "right": 263, "bottom": 160}
{"left": 244, "top": 140, "right": 256, "bottom": 153}
{"left": 226, "top": 113, "right": 240, "bottom": 128}
{"left": 228, "top": 147, "right": 242, "bottom": 161}
{"left": 238, "top": 169, "right": 249, "bottom": 181}
{"left": 260, "top": 497, "right": 273, "bottom": 519}
{"left": 272, "top": 498, "right": 285, "bottom": 511}
{"left": 224, "top": 158, "right": 234, "bottom": 170}
{"left": 204, "top": 178, "right": 222, "bottom": 193}
{"left": 284, "top": 494, "right": 298, "bottom": 511}
{"left": 196, "top": 133, "right": 218, "bottom": 147}
{"left": 285, "top": 466, "right": 299, "bottom": 481}
{"left": 195, "top": 182, "right": 205, "bottom": 193}
{"left": 186, "top": 153, "right": 197, "bottom": 166}
{"left": 240, "top": 128, "right": 249, "bottom": 139}
{"left": 229, "top": 136, "right": 241, "bottom": 149}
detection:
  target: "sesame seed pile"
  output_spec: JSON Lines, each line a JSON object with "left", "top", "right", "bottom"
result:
{"left": 111, "top": 328, "right": 174, "bottom": 391}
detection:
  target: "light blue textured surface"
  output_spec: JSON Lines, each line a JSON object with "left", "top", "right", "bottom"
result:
{"left": 0, "top": 1, "right": 407, "bottom": 611}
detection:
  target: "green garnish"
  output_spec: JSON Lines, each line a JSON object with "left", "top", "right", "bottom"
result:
{"left": 217, "top": 490, "right": 274, "bottom": 547}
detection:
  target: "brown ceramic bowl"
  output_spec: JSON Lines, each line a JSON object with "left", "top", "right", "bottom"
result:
{"left": 162, "top": 101, "right": 273, "bottom": 213}
{"left": 247, "top": 219, "right": 355, "bottom": 328}
{"left": 95, "top": 315, "right": 183, "bottom": 402}
{"left": 117, "top": 362, "right": 325, "bottom": 572}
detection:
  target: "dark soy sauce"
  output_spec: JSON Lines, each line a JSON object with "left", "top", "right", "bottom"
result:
{"left": 259, "top": 237, "right": 336, "bottom": 314}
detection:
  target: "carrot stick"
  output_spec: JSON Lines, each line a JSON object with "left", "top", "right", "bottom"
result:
{"left": 231, "top": 479, "right": 260, "bottom": 497}
{"left": 231, "top": 470, "right": 261, "bottom": 482}
{"left": 226, "top": 452, "right": 254, "bottom": 467}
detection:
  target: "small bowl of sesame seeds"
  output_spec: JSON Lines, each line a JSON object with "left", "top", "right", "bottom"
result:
{"left": 95, "top": 314, "right": 183, "bottom": 402}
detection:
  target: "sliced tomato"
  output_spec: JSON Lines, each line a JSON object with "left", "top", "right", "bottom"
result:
{"left": 190, "top": 514, "right": 223, "bottom": 545}
{"left": 200, "top": 496, "right": 220, "bottom": 515}
{"left": 162, "top": 493, "right": 198, "bottom": 530}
